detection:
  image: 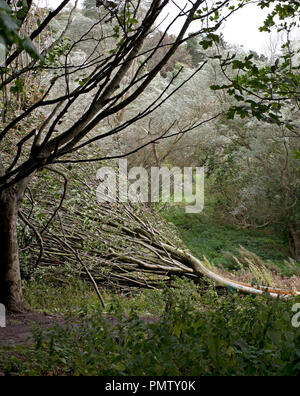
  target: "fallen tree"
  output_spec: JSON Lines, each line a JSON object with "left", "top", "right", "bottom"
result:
{"left": 19, "top": 163, "right": 300, "bottom": 301}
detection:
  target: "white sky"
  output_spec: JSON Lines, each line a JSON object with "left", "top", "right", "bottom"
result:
{"left": 37, "top": 0, "right": 300, "bottom": 55}
{"left": 157, "top": 2, "right": 271, "bottom": 54}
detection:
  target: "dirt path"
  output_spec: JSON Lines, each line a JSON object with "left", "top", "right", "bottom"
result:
{"left": 0, "top": 311, "right": 159, "bottom": 348}
{"left": 0, "top": 312, "right": 64, "bottom": 347}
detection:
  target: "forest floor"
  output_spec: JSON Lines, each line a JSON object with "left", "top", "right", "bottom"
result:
{"left": 0, "top": 278, "right": 299, "bottom": 376}
{"left": 1, "top": 212, "right": 299, "bottom": 346}
{"left": 1, "top": 213, "right": 298, "bottom": 348}
{"left": 0, "top": 312, "right": 64, "bottom": 347}
{"left": 0, "top": 310, "right": 159, "bottom": 348}
{"left": 0, "top": 215, "right": 299, "bottom": 375}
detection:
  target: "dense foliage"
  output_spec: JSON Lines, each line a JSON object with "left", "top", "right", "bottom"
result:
{"left": 1, "top": 279, "right": 300, "bottom": 376}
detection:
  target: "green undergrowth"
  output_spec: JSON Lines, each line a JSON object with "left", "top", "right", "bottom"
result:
{"left": 1, "top": 278, "right": 300, "bottom": 376}
{"left": 163, "top": 206, "right": 299, "bottom": 277}
{"left": 22, "top": 277, "right": 166, "bottom": 317}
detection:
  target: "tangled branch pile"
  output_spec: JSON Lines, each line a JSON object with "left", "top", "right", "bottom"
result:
{"left": 19, "top": 162, "right": 195, "bottom": 291}
{"left": 18, "top": 161, "right": 300, "bottom": 299}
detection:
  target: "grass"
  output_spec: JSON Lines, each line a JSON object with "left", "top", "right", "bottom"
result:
{"left": 22, "top": 277, "right": 167, "bottom": 317}
{"left": 162, "top": 206, "right": 299, "bottom": 276}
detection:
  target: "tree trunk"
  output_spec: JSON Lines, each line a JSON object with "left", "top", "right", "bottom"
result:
{"left": 288, "top": 221, "right": 300, "bottom": 261}
{"left": 0, "top": 186, "right": 26, "bottom": 312}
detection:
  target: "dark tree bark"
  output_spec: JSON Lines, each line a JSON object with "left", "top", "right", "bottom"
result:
{"left": 288, "top": 221, "right": 300, "bottom": 261}
{"left": 0, "top": 186, "right": 25, "bottom": 312}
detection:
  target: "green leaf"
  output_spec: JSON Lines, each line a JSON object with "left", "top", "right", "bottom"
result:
{"left": 0, "top": 0, "right": 11, "bottom": 12}
{"left": 21, "top": 36, "right": 40, "bottom": 59}
{"left": 0, "top": 2, "right": 40, "bottom": 60}
{"left": 292, "top": 150, "right": 300, "bottom": 160}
